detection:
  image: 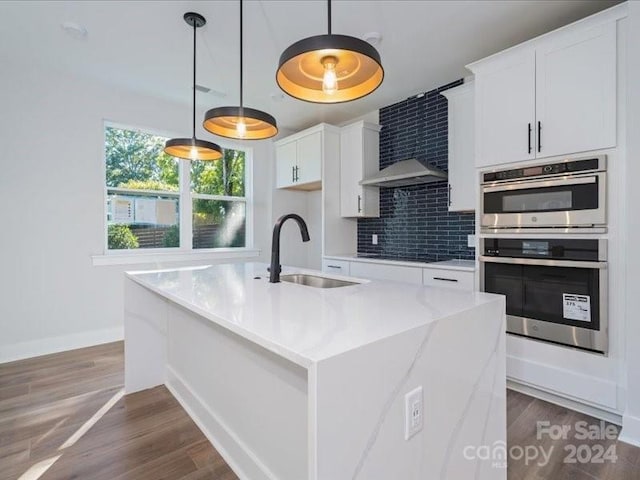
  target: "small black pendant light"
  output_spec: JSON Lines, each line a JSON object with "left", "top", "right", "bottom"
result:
{"left": 203, "top": 0, "right": 278, "bottom": 140}
{"left": 165, "top": 12, "right": 222, "bottom": 161}
{"left": 276, "top": 0, "right": 384, "bottom": 104}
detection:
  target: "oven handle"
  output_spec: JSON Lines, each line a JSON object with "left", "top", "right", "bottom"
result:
{"left": 479, "top": 256, "right": 607, "bottom": 269}
{"left": 482, "top": 175, "right": 597, "bottom": 193}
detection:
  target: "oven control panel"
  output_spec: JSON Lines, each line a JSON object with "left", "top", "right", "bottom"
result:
{"left": 483, "top": 157, "right": 603, "bottom": 183}
{"left": 482, "top": 238, "right": 600, "bottom": 261}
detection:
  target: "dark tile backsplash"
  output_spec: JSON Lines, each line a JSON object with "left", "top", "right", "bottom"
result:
{"left": 357, "top": 79, "right": 475, "bottom": 262}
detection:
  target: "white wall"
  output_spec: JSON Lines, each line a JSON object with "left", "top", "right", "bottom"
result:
{"left": 621, "top": 0, "right": 640, "bottom": 448}
{"left": 0, "top": 61, "right": 273, "bottom": 362}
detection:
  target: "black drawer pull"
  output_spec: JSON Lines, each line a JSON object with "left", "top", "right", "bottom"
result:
{"left": 327, "top": 265, "right": 342, "bottom": 269}
{"left": 432, "top": 277, "right": 458, "bottom": 283}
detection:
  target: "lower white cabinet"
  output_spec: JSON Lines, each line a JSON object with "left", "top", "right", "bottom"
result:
{"left": 422, "top": 268, "right": 474, "bottom": 291}
{"left": 349, "top": 262, "right": 423, "bottom": 285}
{"left": 322, "top": 259, "right": 350, "bottom": 276}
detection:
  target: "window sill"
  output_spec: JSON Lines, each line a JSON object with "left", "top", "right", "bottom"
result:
{"left": 92, "top": 248, "right": 261, "bottom": 267}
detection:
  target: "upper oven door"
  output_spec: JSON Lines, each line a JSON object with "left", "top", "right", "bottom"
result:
{"left": 481, "top": 172, "right": 606, "bottom": 229}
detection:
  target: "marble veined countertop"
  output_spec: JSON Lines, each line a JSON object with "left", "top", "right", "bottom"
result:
{"left": 126, "top": 262, "right": 499, "bottom": 367}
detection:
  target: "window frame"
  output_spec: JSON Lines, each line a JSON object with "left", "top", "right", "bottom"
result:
{"left": 98, "top": 121, "right": 255, "bottom": 262}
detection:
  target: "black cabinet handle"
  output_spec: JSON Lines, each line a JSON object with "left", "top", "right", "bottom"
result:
{"left": 357, "top": 194, "right": 362, "bottom": 213}
{"left": 295, "top": 165, "right": 299, "bottom": 182}
{"left": 433, "top": 277, "right": 458, "bottom": 283}
{"left": 292, "top": 166, "right": 295, "bottom": 183}
{"left": 327, "top": 265, "right": 342, "bottom": 269}
{"left": 448, "top": 184, "right": 452, "bottom": 207}
{"left": 537, "top": 121, "right": 542, "bottom": 153}
{"left": 528, "top": 123, "right": 532, "bottom": 154}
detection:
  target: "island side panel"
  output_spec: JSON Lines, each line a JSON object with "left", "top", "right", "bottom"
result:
{"left": 311, "top": 298, "right": 506, "bottom": 480}
{"left": 124, "top": 278, "right": 168, "bottom": 394}
{"left": 164, "top": 301, "right": 308, "bottom": 480}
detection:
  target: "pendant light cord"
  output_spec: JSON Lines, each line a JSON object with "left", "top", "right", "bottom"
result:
{"left": 192, "top": 19, "right": 197, "bottom": 140}
{"left": 239, "top": 0, "right": 244, "bottom": 117}
{"left": 327, "top": 0, "right": 331, "bottom": 35}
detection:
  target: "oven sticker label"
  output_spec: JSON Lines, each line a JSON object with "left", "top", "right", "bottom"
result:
{"left": 563, "top": 294, "right": 591, "bottom": 322}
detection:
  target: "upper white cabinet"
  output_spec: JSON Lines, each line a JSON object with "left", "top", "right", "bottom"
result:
{"left": 340, "top": 121, "right": 381, "bottom": 217}
{"left": 535, "top": 23, "right": 616, "bottom": 158}
{"left": 473, "top": 51, "right": 536, "bottom": 167}
{"left": 275, "top": 125, "right": 329, "bottom": 190}
{"left": 469, "top": 11, "right": 620, "bottom": 168}
{"left": 441, "top": 81, "right": 476, "bottom": 211}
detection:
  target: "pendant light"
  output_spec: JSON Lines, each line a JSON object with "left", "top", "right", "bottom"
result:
{"left": 164, "top": 12, "right": 222, "bottom": 161}
{"left": 276, "top": 0, "right": 384, "bottom": 104}
{"left": 203, "top": 0, "right": 278, "bottom": 140}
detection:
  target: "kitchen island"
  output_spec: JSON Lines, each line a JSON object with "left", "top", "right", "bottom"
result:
{"left": 124, "top": 262, "right": 506, "bottom": 480}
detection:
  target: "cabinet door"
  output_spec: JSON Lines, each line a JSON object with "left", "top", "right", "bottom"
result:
{"left": 446, "top": 84, "right": 476, "bottom": 211}
{"left": 349, "top": 262, "right": 423, "bottom": 284}
{"left": 296, "top": 131, "right": 322, "bottom": 185}
{"left": 535, "top": 22, "right": 616, "bottom": 158}
{"left": 475, "top": 50, "right": 536, "bottom": 167}
{"left": 340, "top": 127, "right": 363, "bottom": 217}
{"left": 275, "top": 141, "right": 297, "bottom": 189}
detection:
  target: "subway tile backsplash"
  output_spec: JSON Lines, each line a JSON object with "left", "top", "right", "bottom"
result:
{"left": 357, "top": 79, "right": 475, "bottom": 262}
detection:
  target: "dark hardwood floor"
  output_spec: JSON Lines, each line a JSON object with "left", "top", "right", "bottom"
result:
{"left": 1, "top": 342, "right": 638, "bottom": 479}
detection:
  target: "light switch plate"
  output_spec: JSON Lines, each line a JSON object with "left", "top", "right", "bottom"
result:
{"left": 372, "top": 234, "right": 378, "bottom": 245}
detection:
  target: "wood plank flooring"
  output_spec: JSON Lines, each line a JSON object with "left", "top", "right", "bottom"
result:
{"left": 1, "top": 342, "right": 639, "bottom": 479}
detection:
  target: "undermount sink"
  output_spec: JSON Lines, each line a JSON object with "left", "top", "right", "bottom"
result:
{"left": 280, "top": 274, "right": 358, "bottom": 289}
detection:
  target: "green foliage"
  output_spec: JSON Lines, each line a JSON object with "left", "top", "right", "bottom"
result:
{"left": 162, "top": 225, "right": 180, "bottom": 248}
{"left": 105, "top": 127, "right": 179, "bottom": 189}
{"left": 191, "top": 149, "right": 245, "bottom": 197}
{"left": 108, "top": 224, "right": 139, "bottom": 250}
{"left": 117, "top": 179, "right": 178, "bottom": 192}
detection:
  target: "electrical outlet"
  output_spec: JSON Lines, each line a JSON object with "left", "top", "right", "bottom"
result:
{"left": 405, "top": 386, "right": 423, "bottom": 440}
{"left": 467, "top": 234, "right": 476, "bottom": 248}
{"left": 372, "top": 234, "right": 378, "bottom": 245}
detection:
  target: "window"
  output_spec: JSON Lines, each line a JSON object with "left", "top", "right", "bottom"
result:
{"left": 105, "top": 125, "right": 249, "bottom": 252}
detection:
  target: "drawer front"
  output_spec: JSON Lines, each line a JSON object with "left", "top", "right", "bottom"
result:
{"left": 322, "top": 259, "right": 350, "bottom": 276}
{"left": 349, "top": 262, "right": 423, "bottom": 285}
{"left": 422, "top": 269, "right": 475, "bottom": 291}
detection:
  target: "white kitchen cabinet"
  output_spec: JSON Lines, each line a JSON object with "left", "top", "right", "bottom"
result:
{"left": 349, "top": 262, "right": 423, "bottom": 285}
{"left": 275, "top": 141, "right": 297, "bottom": 188}
{"left": 340, "top": 121, "right": 381, "bottom": 217}
{"left": 535, "top": 22, "right": 616, "bottom": 158}
{"left": 441, "top": 81, "right": 477, "bottom": 211}
{"left": 473, "top": 50, "right": 536, "bottom": 168}
{"left": 468, "top": 11, "right": 620, "bottom": 168}
{"left": 422, "top": 268, "right": 474, "bottom": 291}
{"left": 321, "top": 258, "right": 350, "bottom": 276}
{"left": 275, "top": 126, "right": 326, "bottom": 190}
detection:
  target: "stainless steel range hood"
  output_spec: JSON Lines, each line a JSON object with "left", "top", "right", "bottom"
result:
{"left": 359, "top": 159, "right": 447, "bottom": 188}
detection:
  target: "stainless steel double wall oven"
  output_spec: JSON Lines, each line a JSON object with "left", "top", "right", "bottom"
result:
{"left": 479, "top": 156, "right": 608, "bottom": 354}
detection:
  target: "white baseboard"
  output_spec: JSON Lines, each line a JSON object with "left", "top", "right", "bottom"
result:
{"left": 0, "top": 327, "right": 124, "bottom": 364}
{"left": 507, "top": 380, "right": 622, "bottom": 425}
{"left": 507, "top": 354, "right": 618, "bottom": 410}
{"left": 619, "top": 413, "right": 640, "bottom": 447}
{"left": 165, "top": 366, "right": 277, "bottom": 480}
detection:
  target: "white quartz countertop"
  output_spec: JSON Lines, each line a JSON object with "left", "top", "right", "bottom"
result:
{"left": 324, "top": 254, "right": 476, "bottom": 271}
{"left": 127, "top": 262, "right": 497, "bottom": 368}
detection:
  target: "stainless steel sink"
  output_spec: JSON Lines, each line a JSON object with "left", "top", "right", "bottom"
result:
{"left": 280, "top": 274, "right": 358, "bottom": 288}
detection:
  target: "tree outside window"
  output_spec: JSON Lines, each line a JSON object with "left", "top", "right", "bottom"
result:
{"left": 105, "top": 126, "right": 247, "bottom": 251}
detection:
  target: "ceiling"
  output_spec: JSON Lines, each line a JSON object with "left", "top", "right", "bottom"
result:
{"left": 0, "top": 0, "right": 621, "bottom": 132}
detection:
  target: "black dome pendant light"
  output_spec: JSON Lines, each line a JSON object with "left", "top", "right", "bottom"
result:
{"left": 203, "top": 0, "right": 278, "bottom": 140}
{"left": 276, "top": 0, "right": 384, "bottom": 104}
{"left": 164, "top": 12, "right": 222, "bottom": 161}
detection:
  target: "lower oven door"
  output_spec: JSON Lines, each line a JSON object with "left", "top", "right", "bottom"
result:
{"left": 481, "top": 257, "right": 608, "bottom": 354}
